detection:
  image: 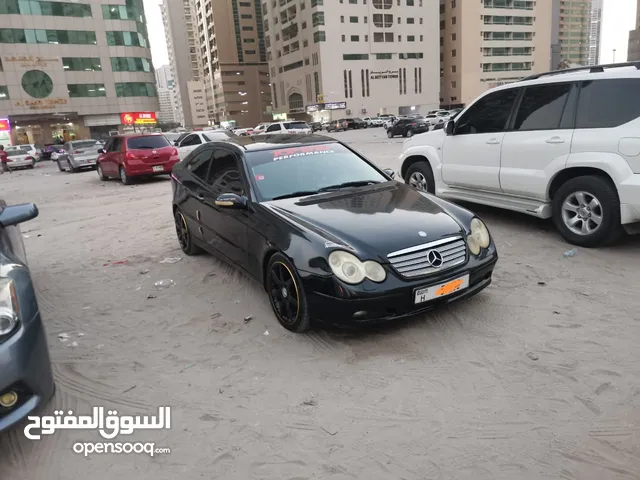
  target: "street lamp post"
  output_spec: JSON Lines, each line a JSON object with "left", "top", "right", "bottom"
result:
{"left": 613, "top": 49, "right": 617, "bottom": 63}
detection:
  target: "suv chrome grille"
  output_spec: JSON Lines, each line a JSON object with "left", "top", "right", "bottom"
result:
{"left": 387, "top": 236, "right": 467, "bottom": 278}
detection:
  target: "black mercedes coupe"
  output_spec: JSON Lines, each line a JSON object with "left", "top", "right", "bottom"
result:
{"left": 170, "top": 135, "right": 498, "bottom": 332}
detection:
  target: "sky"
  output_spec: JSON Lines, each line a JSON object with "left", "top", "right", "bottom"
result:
{"left": 143, "top": 0, "right": 638, "bottom": 69}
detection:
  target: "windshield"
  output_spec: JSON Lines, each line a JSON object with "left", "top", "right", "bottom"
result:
{"left": 7, "top": 149, "right": 29, "bottom": 157}
{"left": 284, "top": 122, "right": 308, "bottom": 130}
{"left": 202, "top": 132, "right": 233, "bottom": 141}
{"left": 71, "top": 140, "right": 100, "bottom": 149}
{"left": 246, "top": 143, "right": 388, "bottom": 201}
{"left": 126, "top": 135, "right": 170, "bottom": 149}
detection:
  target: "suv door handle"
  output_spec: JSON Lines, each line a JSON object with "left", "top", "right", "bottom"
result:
{"left": 546, "top": 136, "right": 565, "bottom": 144}
{"left": 486, "top": 138, "right": 500, "bottom": 145}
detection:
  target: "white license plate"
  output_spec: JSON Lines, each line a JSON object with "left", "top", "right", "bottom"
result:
{"left": 414, "top": 274, "right": 470, "bottom": 304}
{"left": 152, "top": 166, "right": 164, "bottom": 172}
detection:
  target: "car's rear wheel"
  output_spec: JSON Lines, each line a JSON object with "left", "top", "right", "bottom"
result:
{"left": 407, "top": 130, "right": 414, "bottom": 137}
{"left": 552, "top": 175, "right": 623, "bottom": 247}
{"left": 266, "top": 253, "right": 310, "bottom": 333}
{"left": 405, "top": 162, "right": 435, "bottom": 194}
{"left": 119, "top": 165, "right": 132, "bottom": 185}
{"left": 97, "top": 164, "right": 108, "bottom": 180}
{"left": 387, "top": 130, "right": 394, "bottom": 138}
{"left": 57, "top": 160, "right": 65, "bottom": 172}
{"left": 67, "top": 160, "right": 78, "bottom": 173}
{"left": 174, "top": 209, "right": 201, "bottom": 255}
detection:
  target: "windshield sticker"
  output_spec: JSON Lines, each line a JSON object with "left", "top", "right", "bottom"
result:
{"left": 324, "top": 241, "right": 354, "bottom": 250}
{"left": 273, "top": 145, "right": 334, "bottom": 161}
{"left": 255, "top": 174, "right": 265, "bottom": 181}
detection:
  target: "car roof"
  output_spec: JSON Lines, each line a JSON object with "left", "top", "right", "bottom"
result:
{"left": 220, "top": 134, "right": 337, "bottom": 152}
{"left": 113, "top": 133, "right": 165, "bottom": 138}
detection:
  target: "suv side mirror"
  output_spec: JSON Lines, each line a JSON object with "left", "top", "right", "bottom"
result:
{"left": 0, "top": 203, "right": 38, "bottom": 227}
{"left": 382, "top": 168, "right": 395, "bottom": 179}
{"left": 215, "top": 193, "right": 248, "bottom": 209}
{"left": 445, "top": 120, "right": 455, "bottom": 135}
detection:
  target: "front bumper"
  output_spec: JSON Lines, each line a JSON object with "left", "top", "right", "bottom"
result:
{"left": 0, "top": 313, "right": 55, "bottom": 432}
{"left": 301, "top": 249, "right": 498, "bottom": 325}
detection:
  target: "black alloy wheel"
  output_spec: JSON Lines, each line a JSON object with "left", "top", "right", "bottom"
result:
{"left": 174, "top": 210, "right": 201, "bottom": 255}
{"left": 266, "top": 253, "right": 310, "bottom": 332}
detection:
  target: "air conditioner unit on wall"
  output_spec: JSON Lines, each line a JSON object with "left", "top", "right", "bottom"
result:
{"left": 361, "top": 108, "right": 367, "bottom": 114}
{"left": 346, "top": 109, "right": 351, "bottom": 115}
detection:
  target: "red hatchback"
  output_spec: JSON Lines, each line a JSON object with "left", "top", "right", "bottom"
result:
{"left": 97, "top": 133, "right": 180, "bottom": 184}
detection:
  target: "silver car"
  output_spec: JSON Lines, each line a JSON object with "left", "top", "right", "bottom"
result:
{"left": 56, "top": 140, "right": 103, "bottom": 172}
{"left": 4, "top": 148, "right": 36, "bottom": 170}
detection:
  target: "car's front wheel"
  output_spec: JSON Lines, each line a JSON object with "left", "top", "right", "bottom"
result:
{"left": 552, "top": 175, "right": 623, "bottom": 247}
{"left": 407, "top": 130, "right": 414, "bottom": 137}
{"left": 57, "top": 161, "right": 65, "bottom": 172}
{"left": 67, "top": 160, "right": 78, "bottom": 173}
{"left": 405, "top": 161, "right": 435, "bottom": 194}
{"left": 119, "top": 165, "right": 132, "bottom": 185}
{"left": 266, "top": 253, "right": 310, "bottom": 333}
{"left": 174, "top": 209, "right": 202, "bottom": 255}
{"left": 387, "top": 130, "right": 394, "bottom": 138}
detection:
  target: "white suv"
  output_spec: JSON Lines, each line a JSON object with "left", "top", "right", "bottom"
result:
{"left": 399, "top": 62, "right": 640, "bottom": 247}
{"left": 262, "top": 121, "right": 312, "bottom": 135}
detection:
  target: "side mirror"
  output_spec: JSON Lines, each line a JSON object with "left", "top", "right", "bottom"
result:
{"left": 0, "top": 203, "right": 38, "bottom": 227}
{"left": 382, "top": 168, "right": 396, "bottom": 179}
{"left": 215, "top": 193, "right": 248, "bottom": 209}
{"left": 174, "top": 141, "right": 180, "bottom": 147}
{"left": 97, "top": 148, "right": 104, "bottom": 154}
{"left": 445, "top": 120, "right": 455, "bottom": 135}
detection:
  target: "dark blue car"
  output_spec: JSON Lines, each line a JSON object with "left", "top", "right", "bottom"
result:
{"left": 0, "top": 200, "right": 54, "bottom": 432}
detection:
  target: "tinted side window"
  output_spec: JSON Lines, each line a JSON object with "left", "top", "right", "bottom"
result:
{"left": 513, "top": 83, "right": 573, "bottom": 131}
{"left": 266, "top": 124, "right": 281, "bottom": 132}
{"left": 102, "top": 139, "right": 113, "bottom": 152}
{"left": 456, "top": 88, "right": 519, "bottom": 135}
{"left": 110, "top": 138, "right": 122, "bottom": 152}
{"left": 208, "top": 149, "right": 244, "bottom": 196}
{"left": 181, "top": 134, "right": 201, "bottom": 146}
{"left": 576, "top": 79, "right": 640, "bottom": 129}
{"left": 186, "top": 148, "right": 213, "bottom": 181}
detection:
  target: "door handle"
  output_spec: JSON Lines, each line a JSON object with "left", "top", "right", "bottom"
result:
{"left": 196, "top": 194, "right": 205, "bottom": 202}
{"left": 486, "top": 138, "right": 500, "bottom": 145}
{"left": 546, "top": 137, "right": 565, "bottom": 144}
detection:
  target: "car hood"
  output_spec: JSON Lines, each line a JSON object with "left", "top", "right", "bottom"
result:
{"left": 263, "top": 182, "right": 465, "bottom": 262}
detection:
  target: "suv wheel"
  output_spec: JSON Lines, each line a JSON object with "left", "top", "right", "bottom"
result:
{"left": 119, "top": 165, "right": 132, "bottom": 185}
{"left": 387, "top": 130, "right": 394, "bottom": 138}
{"left": 406, "top": 130, "right": 414, "bottom": 137}
{"left": 552, "top": 175, "right": 623, "bottom": 247}
{"left": 405, "top": 162, "right": 435, "bottom": 194}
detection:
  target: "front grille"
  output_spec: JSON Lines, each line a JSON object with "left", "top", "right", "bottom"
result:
{"left": 387, "top": 236, "right": 467, "bottom": 279}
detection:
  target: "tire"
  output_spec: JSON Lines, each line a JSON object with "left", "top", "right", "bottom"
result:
{"left": 552, "top": 175, "right": 623, "bottom": 247}
{"left": 405, "top": 161, "right": 435, "bottom": 194}
{"left": 387, "top": 130, "right": 394, "bottom": 138}
{"left": 266, "top": 253, "right": 311, "bottom": 333}
{"left": 174, "top": 209, "right": 202, "bottom": 255}
{"left": 67, "top": 160, "right": 78, "bottom": 173}
{"left": 97, "top": 164, "right": 108, "bottom": 180}
{"left": 28, "top": 162, "right": 35, "bottom": 169}
{"left": 119, "top": 165, "right": 132, "bottom": 185}
{"left": 407, "top": 129, "right": 414, "bottom": 137}
{"left": 57, "top": 160, "right": 65, "bottom": 172}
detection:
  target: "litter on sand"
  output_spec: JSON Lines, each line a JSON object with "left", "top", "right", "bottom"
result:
{"left": 160, "top": 257, "right": 182, "bottom": 264}
{"left": 244, "top": 315, "right": 253, "bottom": 323}
{"left": 68, "top": 341, "right": 78, "bottom": 348}
{"left": 103, "top": 260, "right": 129, "bottom": 266}
{"left": 154, "top": 279, "right": 176, "bottom": 289}
{"left": 58, "top": 333, "right": 70, "bottom": 342}
{"left": 263, "top": 330, "right": 269, "bottom": 336}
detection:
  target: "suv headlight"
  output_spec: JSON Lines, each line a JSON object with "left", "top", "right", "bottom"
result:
{"left": 0, "top": 278, "right": 20, "bottom": 337}
{"left": 467, "top": 218, "right": 491, "bottom": 255}
{"left": 328, "top": 250, "right": 386, "bottom": 284}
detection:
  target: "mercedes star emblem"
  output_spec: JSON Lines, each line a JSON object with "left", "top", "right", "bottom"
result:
{"left": 418, "top": 231, "right": 427, "bottom": 237}
{"left": 426, "top": 249, "right": 444, "bottom": 267}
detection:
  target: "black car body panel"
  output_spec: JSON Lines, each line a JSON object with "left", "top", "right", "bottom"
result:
{"left": 171, "top": 135, "right": 498, "bottom": 325}
{"left": 0, "top": 200, "right": 55, "bottom": 432}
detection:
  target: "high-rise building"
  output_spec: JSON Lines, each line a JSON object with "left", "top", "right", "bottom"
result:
{"left": 440, "top": 0, "right": 552, "bottom": 108}
{"left": 161, "top": 0, "right": 208, "bottom": 128}
{"left": 550, "top": 0, "right": 602, "bottom": 69}
{"left": 156, "top": 64, "right": 174, "bottom": 90}
{"left": 263, "top": 0, "right": 440, "bottom": 121}
{"left": 0, "top": 0, "right": 159, "bottom": 145}
{"left": 155, "top": 65, "right": 178, "bottom": 124}
{"left": 193, "top": 0, "right": 272, "bottom": 127}
{"left": 628, "top": 0, "right": 640, "bottom": 61}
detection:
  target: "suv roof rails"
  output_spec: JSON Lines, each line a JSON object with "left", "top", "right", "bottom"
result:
{"left": 520, "top": 61, "right": 640, "bottom": 82}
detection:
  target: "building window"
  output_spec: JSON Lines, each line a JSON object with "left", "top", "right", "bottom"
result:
{"left": 399, "top": 52, "right": 424, "bottom": 59}
{"left": 342, "top": 34, "right": 346, "bottom": 42}
{"left": 245, "top": 50, "right": 256, "bottom": 54}
{"left": 351, "top": 35, "right": 359, "bottom": 41}
{"left": 272, "top": 83, "right": 278, "bottom": 108}
{"left": 0, "top": 86, "right": 9, "bottom": 99}
{"left": 240, "top": 13, "right": 253, "bottom": 19}
{"left": 407, "top": 35, "right": 415, "bottom": 42}
{"left": 341, "top": 15, "right": 344, "bottom": 23}
{"left": 349, "top": 16, "right": 358, "bottom": 23}
{"left": 314, "top": 71, "right": 320, "bottom": 99}
{"left": 418, "top": 67, "right": 422, "bottom": 94}
{"left": 242, "top": 26, "right": 254, "bottom": 31}
{"left": 110, "top": 57, "right": 151, "bottom": 72}
{"left": 398, "top": 68, "right": 402, "bottom": 94}
{"left": 452, "top": 49, "right": 457, "bottom": 57}
{"left": 313, "top": 31, "right": 326, "bottom": 43}
{"left": 1, "top": 1, "right": 92, "bottom": 17}
{"left": 312, "top": 11, "right": 324, "bottom": 26}
{"left": 407, "top": 17, "right": 414, "bottom": 24}
{"left": 283, "top": 60, "right": 304, "bottom": 72}
{"left": 303, "top": 39, "right": 308, "bottom": 47}
{"left": 407, "top": 0, "right": 414, "bottom": 4}
{"left": 343, "top": 54, "right": 369, "bottom": 60}
{"left": 376, "top": 53, "right": 392, "bottom": 59}
{"left": 372, "top": 13, "right": 393, "bottom": 27}
{"left": 244, "top": 38, "right": 256, "bottom": 43}
{"left": 452, "top": 33, "right": 456, "bottom": 41}
{"left": 106, "top": 31, "right": 147, "bottom": 47}
{"left": 452, "top": 16, "right": 456, "bottom": 25}
{"left": 62, "top": 57, "right": 102, "bottom": 71}
{"left": 67, "top": 83, "right": 107, "bottom": 98}
{"left": 311, "top": 0, "right": 323, "bottom": 6}
{"left": 402, "top": 67, "right": 406, "bottom": 93}
{"left": 372, "top": 0, "right": 392, "bottom": 8}
{"left": 361, "top": 69, "right": 366, "bottom": 97}
{"left": 451, "top": 0, "right": 456, "bottom": 6}
{"left": 350, "top": 0, "right": 357, "bottom": 3}
{"left": 364, "top": 16, "right": 368, "bottom": 23}
{"left": 115, "top": 82, "right": 157, "bottom": 97}
{"left": 348, "top": 70, "right": 353, "bottom": 97}
{"left": 419, "top": 35, "right": 423, "bottom": 41}
{"left": 451, "top": 81, "right": 457, "bottom": 88}
{"left": 0, "top": 28, "right": 97, "bottom": 44}
{"left": 452, "top": 65, "right": 456, "bottom": 73}
{"left": 414, "top": 67, "right": 418, "bottom": 94}
{"left": 343, "top": 70, "right": 348, "bottom": 98}
{"left": 365, "top": 34, "right": 368, "bottom": 41}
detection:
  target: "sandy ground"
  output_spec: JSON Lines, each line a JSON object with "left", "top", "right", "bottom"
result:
{"left": 1, "top": 129, "right": 640, "bottom": 480}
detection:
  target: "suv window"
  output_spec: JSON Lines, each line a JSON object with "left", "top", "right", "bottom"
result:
{"left": 576, "top": 78, "right": 640, "bottom": 129}
{"left": 266, "top": 124, "right": 282, "bottom": 132}
{"left": 127, "top": 136, "right": 170, "bottom": 149}
{"left": 180, "top": 134, "right": 201, "bottom": 146}
{"left": 513, "top": 83, "right": 573, "bottom": 131}
{"left": 455, "top": 88, "right": 519, "bottom": 135}
{"left": 284, "top": 122, "right": 308, "bottom": 129}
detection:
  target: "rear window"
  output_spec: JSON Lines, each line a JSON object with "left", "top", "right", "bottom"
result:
{"left": 7, "top": 149, "right": 29, "bottom": 157}
{"left": 202, "top": 131, "right": 234, "bottom": 141}
{"left": 284, "top": 122, "right": 308, "bottom": 130}
{"left": 126, "top": 135, "right": 170, "bottom": 149}
{"left": 576, "top": 78, "right": 640, "bottom": 129}
{"left": 71, "top": 140, "right": 100, "bottom": 149}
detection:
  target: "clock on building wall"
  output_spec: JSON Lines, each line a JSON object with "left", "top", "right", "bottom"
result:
{"left": 21, "top": 70, "right": 54, "bottom": 99}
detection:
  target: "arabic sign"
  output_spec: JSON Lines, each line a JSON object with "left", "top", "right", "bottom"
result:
{"left": 4, "top": 55, "right": 59, "bottom": 67}
{"left": 305, "top": 102, "right": 347, "bottom": 113}
{"left": 120, "top": 112, "right": 157, "bottom": 125}
{"left": 0, "top": 119, "right": 9, "bottom": 131}
{"left": 370, "top": 70, "right": 399, "bottom": 80}
{"left": 273, "top": 145, "right": 335, "bottom": 161}
{"left": 14, "top": 98, "right": 68, "bottom": 110}
{"left": 24, "top": 406, "right": 171, "bottom": 441}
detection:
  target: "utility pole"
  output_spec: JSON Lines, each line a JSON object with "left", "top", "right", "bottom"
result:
{"left": 613, "top": 49, "right": 617, "bottom": 62}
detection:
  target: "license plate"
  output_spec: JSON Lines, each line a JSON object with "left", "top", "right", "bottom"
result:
{"left": 152, "top": 166, "right": 164, "bottom": 172}
{"left": 414, "top": 274, "right": 470, "bottom": 304}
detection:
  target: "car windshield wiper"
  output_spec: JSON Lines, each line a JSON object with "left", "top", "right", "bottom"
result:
{"left": 271, "top": 190, "right": 321, "bottom": 200}
{"left": 317, "top": 180, "right": 382, "bottom": 192}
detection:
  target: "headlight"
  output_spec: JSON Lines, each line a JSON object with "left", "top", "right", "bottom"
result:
{"left": 0, "top": 278, "right": 20, "bottom": 337}
{"left": 328, "top": 250, "right": 386, "bottom": 284}
{"left": 467, "top": 218, "right": 491, "bottom": 255}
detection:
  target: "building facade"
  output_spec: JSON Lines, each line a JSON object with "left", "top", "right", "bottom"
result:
{"left": 263, "top": 0, "right": 440, "bottom": 121}
{"left": 0, "top": 0, "right": 158, "bottom": 146}
{"left": 155, "top": 64, "right": 173, "bottom": 89}
{"left": 193, "top": 0, "right": 272, "bottom": 127}
{"left": 628, "top": 0, "right": 640, "bottom": 61}
{"left": 156, "top": 64, "right": 179, "bottom": 124}
{"left": 440, "top": 0, "right": 552, "bottom": 108}
{"left": 550, "top": 0, "right": 602, "bottom": 69}
{"left": 161, "top": 0, "right": 208, "bottom": 128}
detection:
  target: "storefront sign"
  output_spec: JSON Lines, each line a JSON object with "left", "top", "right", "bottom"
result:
{"left": 370, "top": 70, "right": 399, "bottom": 80}
{"left": 4, "top": 56, "right": 59, "bottom": 67}
{"left": 305, "top": 102, "right": 347, "bottom": 114}
{"left": 120, "top": 112, "right": 157, "bottom": 125}
{"left": 14, "top": 98, "right": 68, "bottom": 110}
{"left": 0, "top": 118, "right": 10, "bottom": 131}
